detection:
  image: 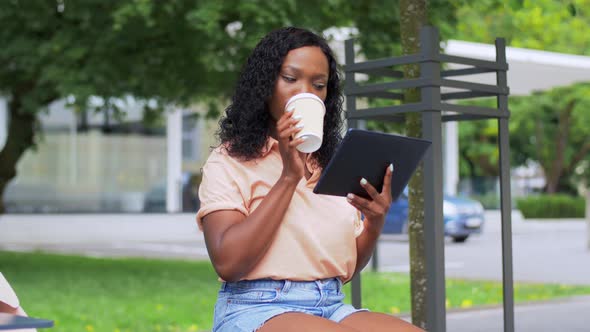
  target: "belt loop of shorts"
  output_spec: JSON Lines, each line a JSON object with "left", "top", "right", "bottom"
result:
{"left": 281, "top": 279, "right": 292, "bottom": 293}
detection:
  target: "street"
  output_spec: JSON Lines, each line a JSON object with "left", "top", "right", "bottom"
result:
{"left": 375, "top": 211, "right": 590, "bottom": 285}
{"left": 1, "top": 211, "right": 589, "bottom": 285}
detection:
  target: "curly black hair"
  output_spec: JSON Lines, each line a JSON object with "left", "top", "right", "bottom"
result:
{"left": 217, "top": 27, "right": 344, "bottom": 169}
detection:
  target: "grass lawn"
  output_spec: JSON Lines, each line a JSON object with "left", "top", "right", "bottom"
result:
{"left": 2, "top": 251, "right": 590, "bottom": 332}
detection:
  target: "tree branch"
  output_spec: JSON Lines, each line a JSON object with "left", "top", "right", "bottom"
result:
{"left": 566, "top": 141, "right": 590, "bottom": 174}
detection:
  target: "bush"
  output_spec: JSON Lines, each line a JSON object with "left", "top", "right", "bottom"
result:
{"left": 516, "top": 194, "right": 585, "bottom": 219}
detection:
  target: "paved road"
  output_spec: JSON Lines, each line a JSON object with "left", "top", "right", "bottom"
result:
{"left": 375, "top": 211, "right": 590, "bottom": 285}
{"left": 1, "top": 211, "right": 589, "bottom": 285}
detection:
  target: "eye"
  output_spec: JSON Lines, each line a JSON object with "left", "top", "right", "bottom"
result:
{"left": 313, "top": 83, "right": 326, "bottom": 90}
{"left": 282, "top": 75, "right": 296, "bottom": 83}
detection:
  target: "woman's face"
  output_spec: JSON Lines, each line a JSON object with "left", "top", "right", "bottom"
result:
{"left": 268, "top": 46, "right": 329, "bottom": 121}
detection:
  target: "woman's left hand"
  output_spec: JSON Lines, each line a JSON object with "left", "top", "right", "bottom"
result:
{"left": 346, "top": 164, "right": 393, "bottom": 233}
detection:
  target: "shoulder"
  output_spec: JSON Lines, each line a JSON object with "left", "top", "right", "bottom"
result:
{"left": 202, "top": 144, "right": 255, "bottom": 180}
{"left": 205, "top": 144, "right": 240, "bottom": 166}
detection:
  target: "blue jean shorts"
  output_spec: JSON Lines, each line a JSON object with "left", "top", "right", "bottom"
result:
{"left": 212, "top": 278, "right": 368, "bottom": 332}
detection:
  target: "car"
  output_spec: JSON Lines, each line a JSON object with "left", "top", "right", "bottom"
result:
{"left": 383, "top": 190, "right": 485, "bottom": 242}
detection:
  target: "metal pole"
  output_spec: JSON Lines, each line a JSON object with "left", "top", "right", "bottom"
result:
{"left": 371, "top": 242, "right": 379, "bottom": 272}
{"left": 345, "top": 38, "right": 362, "bottom": 309}
{"left": 420, "top": 26, "right": 446, "bottom": 332}
{"left": 586, "top": 190, "right": 590, "bottom": 250}
{"left": 350, "top": 117, "right": 377, "bottom": 272}
{"left": 496, "top": 37, "right": 515, "bottom": 332}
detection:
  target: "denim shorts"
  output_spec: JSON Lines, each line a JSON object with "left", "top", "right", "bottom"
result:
{"left": 212, "top": 278, "right": 368, "bottom": 332}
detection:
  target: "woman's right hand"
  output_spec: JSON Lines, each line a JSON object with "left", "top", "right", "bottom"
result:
{"left": 276, "top": 108, "right": 306, "bottom": 183}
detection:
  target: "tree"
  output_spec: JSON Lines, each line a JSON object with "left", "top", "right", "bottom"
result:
{"left": 510, "top": 84, "right": 590, "bottom": 193}
{"left": 344, "top": 1, "right": 459, "bottom": 327}
{"left": 454, "top": 0, "right": 590, "bottom": 55}
{"left": 450, "top": 0, "right": 590, "bottom": 194}
{"left": 0, "top": 0, "right": 350, "bottom": 213}
{"left": 400, "top": 0, "right": 428, "bottom": 328}
{"left": 458, "top": 119, "right": 499, "bottom": 178}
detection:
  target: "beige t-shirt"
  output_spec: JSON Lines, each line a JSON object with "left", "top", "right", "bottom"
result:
{"left": 196, "top": 137, "right": 364, "bottom": 282}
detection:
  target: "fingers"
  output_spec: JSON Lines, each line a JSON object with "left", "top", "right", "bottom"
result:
{"left": 346, "top": 193, "right": 371, "bottom": 212}
{"left": 359, "top": 177, "right": 381, "bottom": 201}
{"left": 347, "top": 191, "right": 388, "bottom": 222}
{"left": 276, "top": 110, "right": 296, "bottom": 131}
{"left": 348, "top": 166, "right": 394, "bottom": 219}
{"left": 381, "top": 164, "right": 394, "bottom": 199}
{"left": 277, "top": 109, "right": 304, "bottom": 141}
{"left": 278, "top": 121, "right": 304, "bottom": 140}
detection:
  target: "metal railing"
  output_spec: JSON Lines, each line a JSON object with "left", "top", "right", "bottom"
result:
{"left": 344, "top": 26, "right": 513, "bottom": 332}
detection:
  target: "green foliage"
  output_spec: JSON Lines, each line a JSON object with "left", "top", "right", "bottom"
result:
{"left": 510, "top": 83, "right": 590, "bottom": 193}
{"left": 456, "top": 84, "right": 590, "bottom": 194}
{"left": 0, "top": 0, "right": 356, "bottom": 114}
{"left": 453, "top": 0, "right": 590, "bottom": 55}
{"left": 346, "top": 0, "right": 460, "bottom": 136}
{"left": 0, "top": 0, "right": 359, "bottom": 211}
{"left": 458, "top": 119, "right": 499, "bottom": 178}
{"left": 450, "top": 0, "right": 590, "bottom": 194}
{"left": 346, "top": 0, "right": 459, "bottom": 60}
{"left": 3, "top": 251, "right": 590, "bottom": 331}
{"left": 516, "top": 194, "right": 586, "bottom": 218}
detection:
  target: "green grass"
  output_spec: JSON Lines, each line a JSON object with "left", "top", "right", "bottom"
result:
{"left": 2, "top": 251, "right": 590, "bottom": 332}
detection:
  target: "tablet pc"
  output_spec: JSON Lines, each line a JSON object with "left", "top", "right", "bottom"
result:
{"left": 313, "top": 129, "right": 431, "bottom": 201}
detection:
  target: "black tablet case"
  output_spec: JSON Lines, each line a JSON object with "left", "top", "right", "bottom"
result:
{"left": 313, "top": 129, "right": 432, "bottom": 201}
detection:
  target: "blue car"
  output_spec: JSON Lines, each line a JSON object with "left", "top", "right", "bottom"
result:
{"left": 383, "top": 190, "right": 485, "bottom": 243}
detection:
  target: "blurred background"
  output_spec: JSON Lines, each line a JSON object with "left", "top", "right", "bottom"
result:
{"left": 1, "top": 0, "right": 588, "bottom": 216}
{"left": 1, "top": 1, "right": 589, "bottom": 331}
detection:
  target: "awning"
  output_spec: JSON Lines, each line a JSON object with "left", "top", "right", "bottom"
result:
{"left": 444, "top": 40, "right": 590, "bottom": 95}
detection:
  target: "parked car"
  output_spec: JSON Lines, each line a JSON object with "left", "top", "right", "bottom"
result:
{"left": 383, "top": 190, "right": 485, "bottom": 242}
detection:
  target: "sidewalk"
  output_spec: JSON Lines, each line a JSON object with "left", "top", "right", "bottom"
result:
{"left": 398, "top": 296, "right": 590, "bottom": 331}
{"left": 443, "top": 295, "right": 590, "bottom": 332}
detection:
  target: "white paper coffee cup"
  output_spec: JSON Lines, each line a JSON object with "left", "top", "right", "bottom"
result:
{"left": 285, "top": 93, "right": 326, "bottom": 153}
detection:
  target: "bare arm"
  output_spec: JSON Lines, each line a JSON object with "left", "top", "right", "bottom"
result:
{"left": 201, "top": 109, "right": 306, "bottom": 282}
{"left": 202, "top": 176, "right": 299, "bottom": 281}
{"left": 347, "top": 165, "right": 393, "bottom": 276}
{"left": 354, "top": 216, "right": 384, "bottom": 275}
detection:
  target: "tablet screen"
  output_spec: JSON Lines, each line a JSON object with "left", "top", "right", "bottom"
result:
{"left": 313, "top": 129, "right": 431, "bottom": 201}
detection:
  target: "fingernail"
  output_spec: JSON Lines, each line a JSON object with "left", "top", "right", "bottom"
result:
{"left": 347, "top": 193, "right": 354, "bottom": 200}
{"left": 293, "top": 115, "right": 302, "bottom": 120}
{"left": 286, "top": 106, "right": 295, "bottom": 113}
{"left": 296, "top": 123, "right": 304, "bottom": 128}
{"left": 360, "top": 178, "right": 367, "bottom": 185}
{"left": 390, "top": 164, "right": 394, "bottom": 172}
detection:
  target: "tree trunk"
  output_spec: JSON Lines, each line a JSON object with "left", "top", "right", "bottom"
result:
{"left": 545, "top": 100, "right": 575, "bottom": 193}
{"left": 0, "top": 95, "right": 36, "bottom": 213}
{"left": 400, "top": 0, "right": 428, "bottom": 329}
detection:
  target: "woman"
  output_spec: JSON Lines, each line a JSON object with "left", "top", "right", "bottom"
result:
{"left": 196, "top": 27, "right": 423, "bottom": 332}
